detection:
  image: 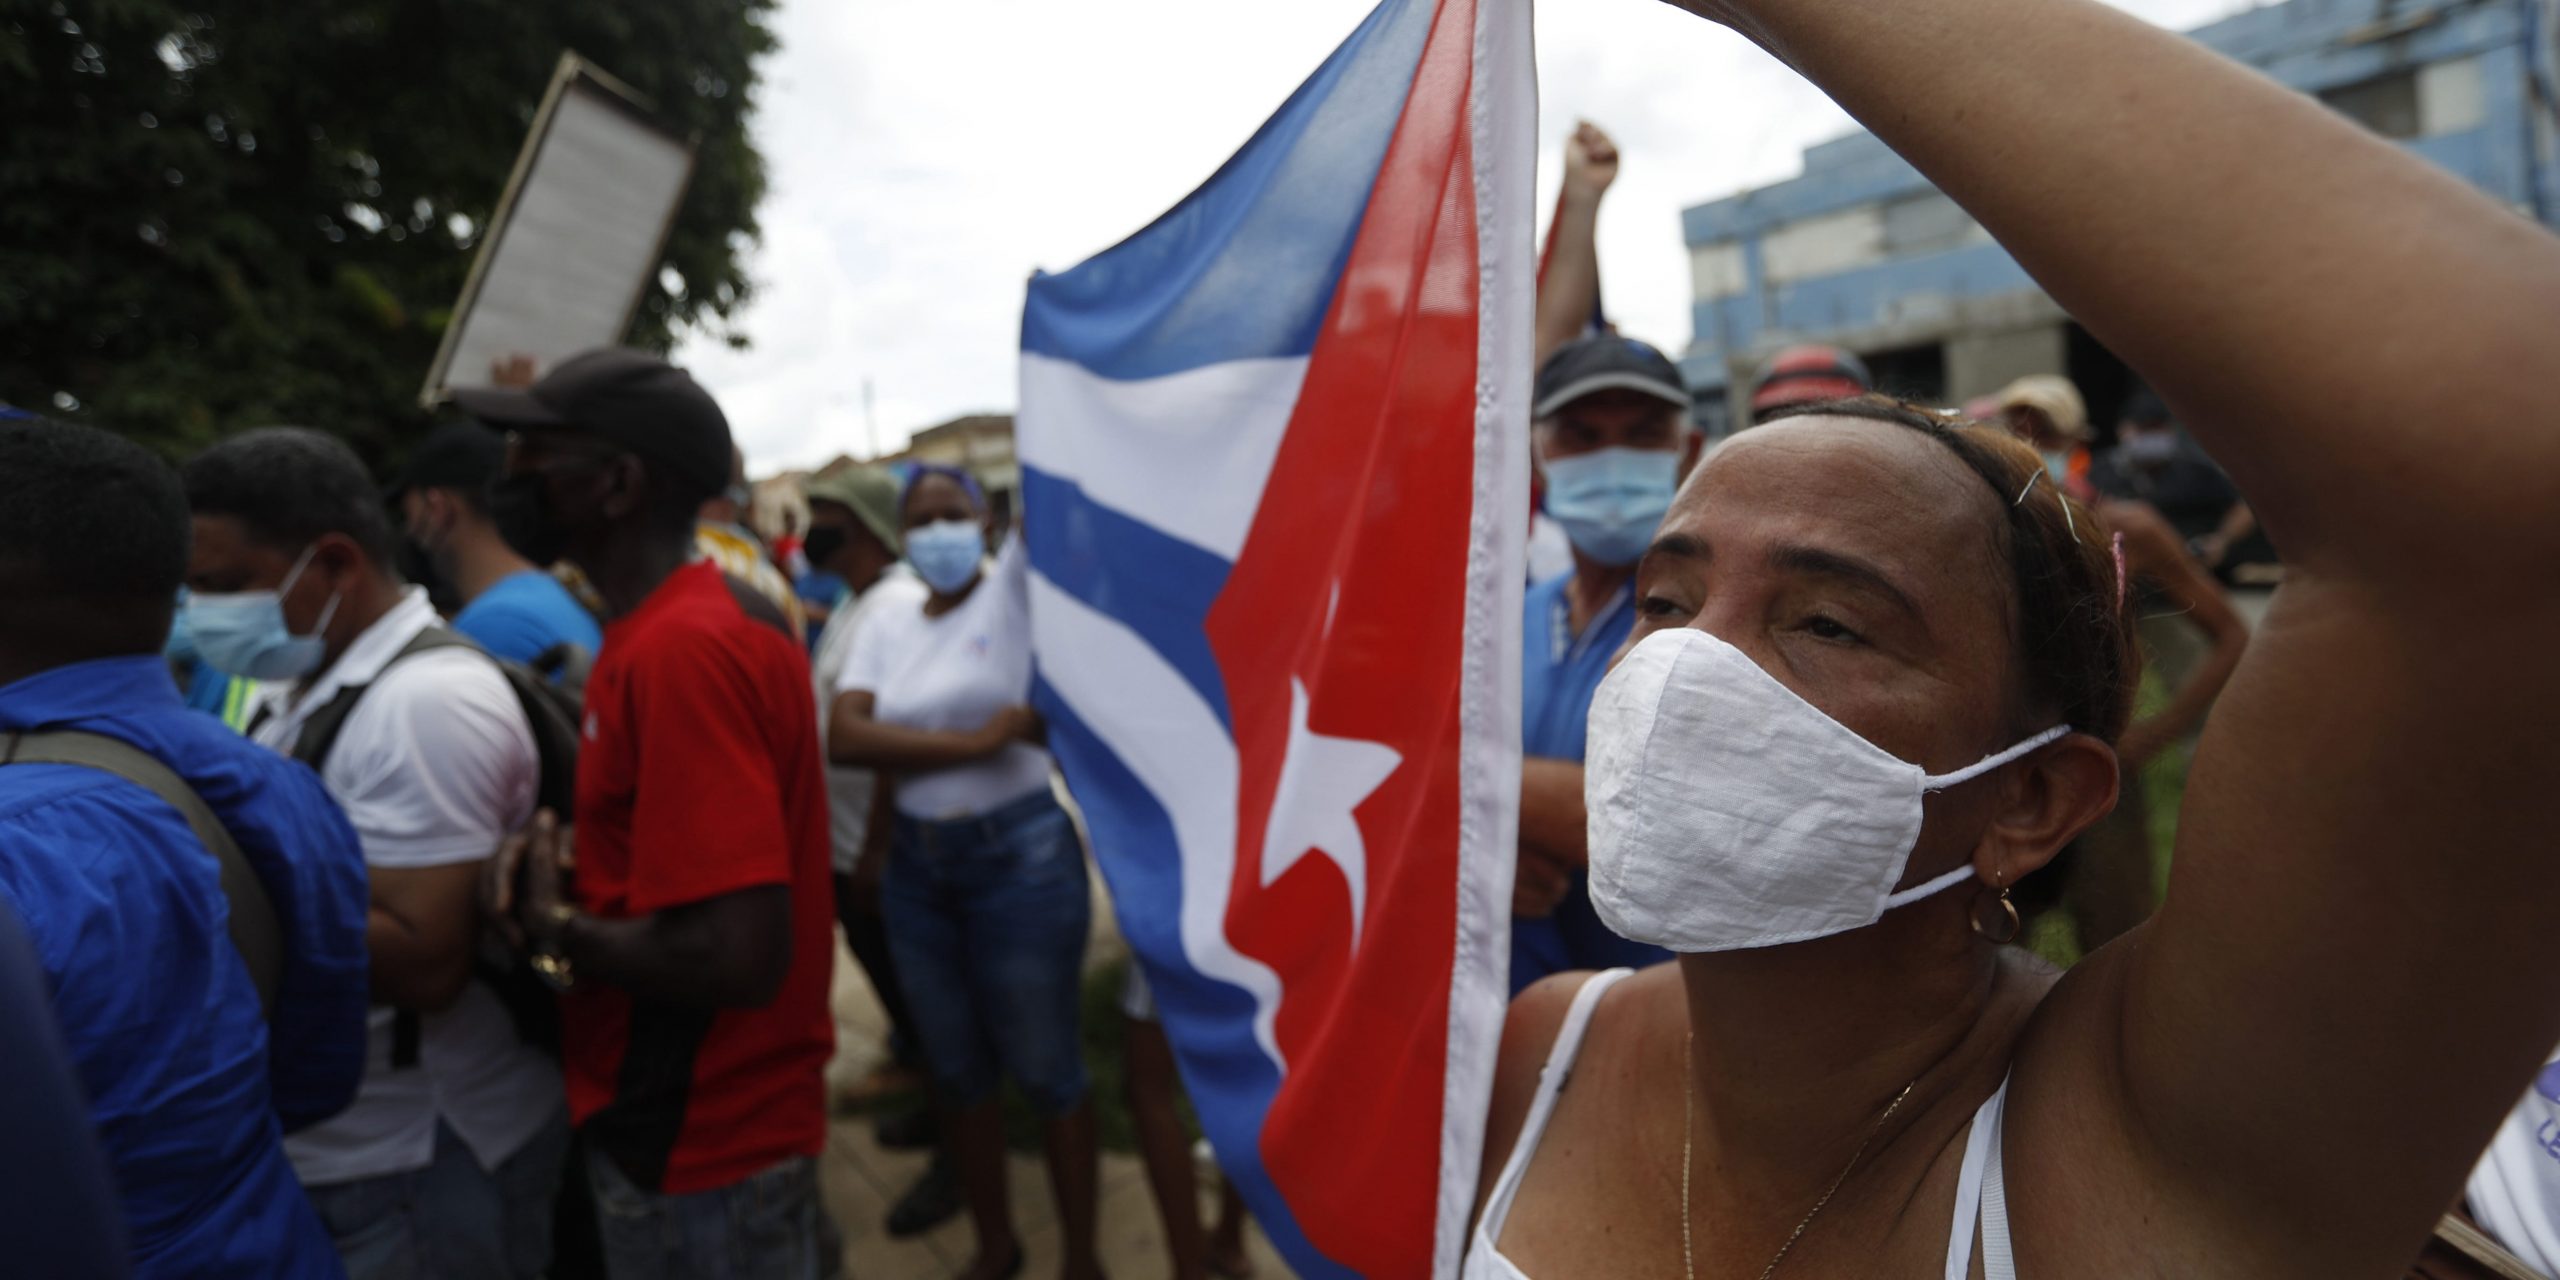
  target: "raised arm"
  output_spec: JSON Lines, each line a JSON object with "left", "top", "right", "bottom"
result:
{"left": 2099, "top": 500, "right": 2245, "bottom": 767}
{"left": 1533, "top": 122, "right": 1617, "bottom": 365}
{"left": 1658, "top": 0, "right": 2560, "bottom": 1264}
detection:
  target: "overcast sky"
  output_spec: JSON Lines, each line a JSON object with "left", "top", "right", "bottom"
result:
{"left": 674, "top": 0, "right": 2259, "bottom": 475}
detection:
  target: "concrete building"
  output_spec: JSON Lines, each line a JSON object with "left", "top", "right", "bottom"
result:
{"left": 888, "top": 413, "right": 1019, "bottom": 498}
{"left": 767, "top": 413, "right": 1023, "bottom": 541}
{"left": 1680, "top": 0, "right": 2560, "bottom": 437}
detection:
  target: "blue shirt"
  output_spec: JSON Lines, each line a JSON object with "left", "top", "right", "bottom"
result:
{"left": 1512, "top": 572, "right": 1670, "bottom": 992}
{"left": 1521, "top": 571, "right": 1635, "bottom": 761}
{"left": 0, "top": 896, "right": 130, "bottom": 1278}
{"left": 453, "top": 568, "right": 604, "bottom": 665}
{"left": 0, "top": 655, "right": 370, "bottom": 1277}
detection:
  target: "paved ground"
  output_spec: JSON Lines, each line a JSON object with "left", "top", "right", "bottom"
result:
{"left": 819, "top": 916, "right": 1295, "bottom": 1279}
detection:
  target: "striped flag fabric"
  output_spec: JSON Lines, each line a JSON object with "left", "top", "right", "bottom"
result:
{"left": 1015, "top": 0, "right": 1533, "bottom": 1274}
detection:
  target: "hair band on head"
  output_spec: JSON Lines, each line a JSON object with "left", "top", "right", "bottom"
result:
{"left": 2112, "top": 530, "right": 2130, "bottom": 613}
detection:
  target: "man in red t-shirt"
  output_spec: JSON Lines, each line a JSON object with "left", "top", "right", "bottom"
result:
{"left": 464, "top": 349, "right": 840, "bottom": 1279}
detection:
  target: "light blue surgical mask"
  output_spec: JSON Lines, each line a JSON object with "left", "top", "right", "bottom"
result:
{"left": 1542, "top": 447, "right": 1680, "bottom": 567}
{"left": 163, "top": 588, "right": 199, "bottom": 667}
{"left": 183, "top": 546, "right": 341, "bottom": 680}
{"left": 905, "top": 519, "right": 987, "bottom": 594}
{"left": 2041, "top": 450, "right": 2071, "bottom": 484}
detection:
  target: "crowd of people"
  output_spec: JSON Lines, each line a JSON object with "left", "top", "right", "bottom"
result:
{"left": 0, "top": 335, "right": 1270, "bottom": 1280}
{"left": 5, "top": 0, "right": 2560, "bottom": 1277}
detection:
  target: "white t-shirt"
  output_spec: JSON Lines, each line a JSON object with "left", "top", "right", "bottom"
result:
{"left": 2467, "top": 1054, "right": 2560, "bottom": 1277}
{"left": 249, "top": 589, "right": 563, "bottom": 1186}
{"left": 811, "top": 565, "right": 932, "bottom": 871}
{"left": 838, "top": 537, "right": 1053, "bottom": 821}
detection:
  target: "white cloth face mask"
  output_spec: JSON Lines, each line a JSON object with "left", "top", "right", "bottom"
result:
{"left": 1586, "top": 626, "right": 2068, "bottom": 953}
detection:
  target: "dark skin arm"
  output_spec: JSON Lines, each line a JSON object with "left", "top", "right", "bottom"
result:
{"left": 2194, "top": 500, "right": 2259, "bottom": 570}
{"left": 485, "top": 810, "right": 791, "bottom": 1009}
{"left": 366, "top": 863, "right": 482, "bottom": 1012}
{"left": 2101, "top": 499, "right": 2248, "bottom": 767}
{"left": 1513, "top": 758, "right": 1586, "bottom": 918}
{"left": 847, "top": 774, "right": 897, "bottom": 901}
{"left": 826, "top": 689, "right": 1036, "bottom": 772}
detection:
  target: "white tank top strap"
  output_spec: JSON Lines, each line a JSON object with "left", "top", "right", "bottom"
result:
{"left": 1943, "top": 1074, "right": 2018, "bottom": 1280}
{"left": 1473, "top": 968, "right": 1638, "bottom": 1259}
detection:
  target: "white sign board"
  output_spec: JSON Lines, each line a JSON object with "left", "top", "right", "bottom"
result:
{"left": 421, "top": 54, "right": 695, "bottom": 407}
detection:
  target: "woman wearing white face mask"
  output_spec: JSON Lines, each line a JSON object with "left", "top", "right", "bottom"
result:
{"left": 827, "top": 465, "right": 1103, "bottom": 1280}
{"left": 1467, "top": 0, "right": 2560, "bottom": 1277}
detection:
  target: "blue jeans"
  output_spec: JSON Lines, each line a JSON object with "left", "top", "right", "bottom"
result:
{"left": 884, "top": 788, "right": 1093, "bottom": 1114}
{"left": 586, "top": 1150, "right": 839, "bottom": 1280}
{"left": 306, "top": 1107, "right": 573, "bottom": 1280}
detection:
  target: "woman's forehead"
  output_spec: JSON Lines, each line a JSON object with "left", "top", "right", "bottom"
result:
{"left": 1672, "top": 417, "right": 2012, "bottom": 596}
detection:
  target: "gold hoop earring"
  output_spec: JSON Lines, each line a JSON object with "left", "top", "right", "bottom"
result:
{"left": 1970, "top": 874, "right": 2021, "bottom": 945}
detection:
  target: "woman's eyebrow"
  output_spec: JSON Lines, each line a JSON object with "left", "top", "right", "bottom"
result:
{"left": 1767, "top": 543, "right": 1921, "bottom": 620}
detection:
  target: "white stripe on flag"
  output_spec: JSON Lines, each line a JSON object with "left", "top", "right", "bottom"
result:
{"left": 1025, "top": 569, "right": 1289, "bottom": 1073}
{"left": 1016, "top": 353, "right": 1310, "bottom": 562}
{"left": 1437, "top": 0, "right": 1535, "bottom": 1275}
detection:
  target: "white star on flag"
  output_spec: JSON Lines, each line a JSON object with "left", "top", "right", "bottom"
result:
{"left": 1259, "top": 676, "right": 1403, "bottom": 950}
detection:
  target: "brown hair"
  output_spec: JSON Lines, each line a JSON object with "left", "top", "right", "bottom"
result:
{"left": 1761, "top": 396, "right": 2139, "bottom": 744}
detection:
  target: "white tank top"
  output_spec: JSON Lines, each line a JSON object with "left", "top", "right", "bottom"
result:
{"left": 1465, "top": 969, "right": 2018, "bottom": 1280}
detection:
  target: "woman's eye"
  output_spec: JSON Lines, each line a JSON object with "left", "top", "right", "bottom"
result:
{"left": 1804, "top": 614, "right": 1865, "bottom": 644}
{"left": 1640, "top": 595, "right": 1688, "bottom": 619}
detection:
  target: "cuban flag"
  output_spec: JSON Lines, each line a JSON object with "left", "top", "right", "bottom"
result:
{"left": 1016, "top": 0, "right": 1531, "bottom": 1274}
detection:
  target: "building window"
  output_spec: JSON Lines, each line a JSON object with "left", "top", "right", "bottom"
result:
{"left": 1881, "top": 193, "right": 1978, "bottom": 257}
{"left": 2320, "top": 58, "right": 2488, "bottom": 140}
{"left": 2323, "top": 70, "right": 2422, "bottom": 139}
{"left": 1689, "top": 241, "right": 1748, "bottom": 302}
{"left": 1761, "top": 206, "right": 1886, "bottom": 285}
{"left": 2419, "top": 56, "right": 2489, "bottom": 136}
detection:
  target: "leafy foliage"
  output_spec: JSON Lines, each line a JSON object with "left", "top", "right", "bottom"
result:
{"left": 0, "top": 0, "right": 775, "bottom": 467}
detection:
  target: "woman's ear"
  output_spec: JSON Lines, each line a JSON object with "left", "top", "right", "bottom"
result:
{"left": 1975, "top": 732, "right": 2121, "bottom": 884}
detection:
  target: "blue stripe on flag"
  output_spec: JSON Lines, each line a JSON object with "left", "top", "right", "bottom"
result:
{"left": 1020, "top": 465, "right": 1236, "bottom": 730}
{"left": 1029, "top": 682, "right": 1354, "bottom": 1280}
{"left": 1020, "top": 0, "right": 1435, "bottom": 381}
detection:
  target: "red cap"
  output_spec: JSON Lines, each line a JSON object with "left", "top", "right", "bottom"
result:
{"left": 1750, "top": 345, "right": 1873, "bottom": 414}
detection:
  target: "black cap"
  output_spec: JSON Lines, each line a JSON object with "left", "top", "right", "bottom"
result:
{"left": 451, "top": 348, "right": 733, "bottom": 505}
{"left": 1533, "top": 335, "right": 1692, "bottom": 419}
{"left": 387, "top": 421, "right": 506, "bottom": 502}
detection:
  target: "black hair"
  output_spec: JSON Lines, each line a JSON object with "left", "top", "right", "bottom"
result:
{"left": 0, "top": 416, "right": 189, "bottom": 602}
{"left": 183, "top": 427, "right": 400, "bottom": 565}
{"left": 1762, "top": 396, "right": 2138, "bottom": 745}
{"left": 2119, "top": 389, "right": 2173, "bottom": 428}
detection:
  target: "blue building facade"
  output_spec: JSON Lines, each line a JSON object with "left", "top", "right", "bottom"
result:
{"left": 1680, "top": 0, "right": 2560, "bottom": 435}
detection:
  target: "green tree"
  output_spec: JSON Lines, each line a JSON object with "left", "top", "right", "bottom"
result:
{"left": 0, "top": 0, "right": 775, "bottom": 466}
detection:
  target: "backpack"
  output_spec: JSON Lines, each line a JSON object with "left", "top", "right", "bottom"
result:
{"left": 0, "top": 730, "right": 282, "bottom": 1018}
{"left": 291, "top": 625, "right": 585, "bottom": 1061}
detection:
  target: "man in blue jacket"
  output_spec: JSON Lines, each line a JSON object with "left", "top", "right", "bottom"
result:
{"left": 0, "top": 416, "right": 370, "bottom": 1277}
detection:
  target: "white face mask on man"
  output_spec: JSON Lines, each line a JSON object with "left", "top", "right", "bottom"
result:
{"left": 1584, "top": 626, "right": 2068, "bottom": 953}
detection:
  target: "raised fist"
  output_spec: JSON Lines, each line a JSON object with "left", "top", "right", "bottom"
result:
{"left": 1564, "top": 120, "right": 1620, "bottom": 200}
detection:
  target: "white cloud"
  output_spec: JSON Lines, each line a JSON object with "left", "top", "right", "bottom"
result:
{"left": 677, "top": 0, "right": 2262, "bottom": 475}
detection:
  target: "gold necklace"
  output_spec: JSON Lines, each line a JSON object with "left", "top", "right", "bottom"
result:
{"left": 1680, "top": 1031, "right": 1920, "bottom": 1280}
